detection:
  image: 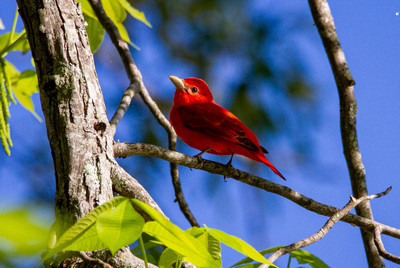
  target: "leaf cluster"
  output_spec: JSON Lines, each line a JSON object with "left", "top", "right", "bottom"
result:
{"left": 40, "top": 196, "right": 328, "bottom": 268}
{"left": 0, "top": 9, "right": 42, "bottom": 155}
{"left": 0, "top": 209, "right": 48, "bottom": 267}
{"left": 78, "top": 0, "right": 151, "bottom": 52}
{"left": 0, "top": 0, "right": 149, "bottom": 155}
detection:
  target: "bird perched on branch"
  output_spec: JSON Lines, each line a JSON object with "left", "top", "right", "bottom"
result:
{"left": 169, "top": 75, "right": 285, "bottom": 180}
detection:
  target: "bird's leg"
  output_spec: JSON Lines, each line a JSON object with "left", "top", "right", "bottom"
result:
{"left": 226, "top": 153, "right": 235, "bottom": 167}
{"left": 193, "top": 147, "right": 210, "bottom": 169}
{"left": 194, "top": 147, "right": 210, "bottom": 159}
{"left": 223, "top": 153, "right": 235, "bottom": 182}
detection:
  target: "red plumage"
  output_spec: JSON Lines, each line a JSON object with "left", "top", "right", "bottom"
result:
{"left": 169, "top": 76, "right": 286, "bottom": 180}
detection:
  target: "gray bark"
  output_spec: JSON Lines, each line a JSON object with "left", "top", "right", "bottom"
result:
{"left": 308, "top": 0, "right": 385, "bottom": 266}
{"left": 16, "top": 0, "right": 149, "bottom": 266}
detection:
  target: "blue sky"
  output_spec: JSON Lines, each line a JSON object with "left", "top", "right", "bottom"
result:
{"left": 1, "top": 0, "right": 400, "bottom": 267}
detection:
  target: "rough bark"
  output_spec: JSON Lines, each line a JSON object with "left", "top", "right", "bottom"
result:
{"left": 16, "top": 0, "right": 149, "bottom": 266}
{"left": 17, "top": 0, "right": 113, "bottom": 234}
{"left": 308, "top": 0, "right": 384, "bottom": 266}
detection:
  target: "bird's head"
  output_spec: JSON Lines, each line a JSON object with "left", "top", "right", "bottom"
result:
{"left": 169, "top": 75, "right": 214, "bottom": 106}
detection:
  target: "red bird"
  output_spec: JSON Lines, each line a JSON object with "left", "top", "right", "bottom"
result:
{"left": 169, "top": 76, "right": 286, "bottom": 180}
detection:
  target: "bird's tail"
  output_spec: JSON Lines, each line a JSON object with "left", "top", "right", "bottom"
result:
{"left": 259, "top": 156, "right": 286, "bottom": 180}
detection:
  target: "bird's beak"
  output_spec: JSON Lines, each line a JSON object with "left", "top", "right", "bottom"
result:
{"left": 169, "top": 75, "right": 185, "bottom": 92}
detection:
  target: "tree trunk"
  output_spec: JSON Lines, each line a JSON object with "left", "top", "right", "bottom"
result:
{"left": 17, "top": 0, "right": 145, "bottom": 266}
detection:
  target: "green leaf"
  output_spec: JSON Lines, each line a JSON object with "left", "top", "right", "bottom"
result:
{"left": 77, "top": 0, "right": 98, "bottom": 20}
{"left": 232, "top": 247, "right": 329, "bottom": 268}
{"left": 102, "top": 0, "right": 126, "bottom": 23}
{"left": 0, "top": 209, "right": 48, "bottom": 255}
{"left": 3, "top": 60, "right": 33, "bottom": 122}
{"left": 290, "top": 249, "right": 329, "bottom": 268}
{"left": 0, "top": 18, "right": 5, "bottom": 30}
{"left": 9, "top": 68, "right": 42, "bottom": 121}
{"left": 78, "top": 0, "right": 139, "bottom": 50}
{"left": 231, "top": 246, "right": 281, "bottom": 267}
{"left": 41, "top": 196, "right": 127, "bottom": 261}
{"left": 116, "top": 22, "right": 140, "bottom": 50}
{"left": 96, "top": 199, "right": 144, "bottom": 255}
{"left": 158, "top": 248, "right": 180, "bottom": 268}
{"left": 62, "top": 223, "right": 108, "bottom": 252}
{"left": 0, "top": 32, "right": 30, "bottom": 55}
{"left": 144, "top": 221, "right": 219, "bottom": 267}
{"left": 3, "top": 60, "right": 19, "bottom": 78}
{"left": 117, "top": 0, "right": 152, "bottom": 27}
{"left": 205, "top": 227, "right": 275, "bottom": 267}
{"left": 133, "top": 199, "right": 219, "bottom": 267}
{"left": 187, "top": 227, "right": 221, "bottom": 260}
{"left": 102, "top": 0, "right": 140, "bottom": 50}
{"left": 84, "top": 14, "right": 104, "bottom": 53}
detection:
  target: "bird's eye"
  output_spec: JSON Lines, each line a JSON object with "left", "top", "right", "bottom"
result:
{"left": 191, "top": 87, "right": 198, "bottom": 93}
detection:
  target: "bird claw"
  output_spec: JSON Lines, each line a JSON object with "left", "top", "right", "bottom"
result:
{"left": 195, "top": 157, "right": 205, "bottom": 169}
{"left": 193, "top": 148, "right": 210, "bottom": 169}
{"left": 192, "top": 153, "right": 205, "bottom": 169}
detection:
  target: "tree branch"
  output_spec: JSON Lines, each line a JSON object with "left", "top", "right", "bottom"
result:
{"left": 111, "top": 164, "right": 165, "bottom": 216}
{"left": 307, "top": 0, "right": 382, "bottom": 266}
{"left": 78, "top": 251, "right": 113, "bottom": 268}
{"left": 374, "top": 226, "right": 400, "bottom": 264}
{"left": 265, "top": 188, "right": 391, "bottom": 265}
{"left": 109, "top": 83, "right": 137, "bottom": 128}
{"left": 88, "top": 0, "right": 199, "bottom": 227}
{"left": 113, "top": 142, "right": 400, "bottom": 241}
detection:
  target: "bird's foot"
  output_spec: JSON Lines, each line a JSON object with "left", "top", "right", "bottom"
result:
{"left": 195, "top": 159, "right": 204, "bottom": 169}
{"left": 193, "top": 148, "right": 210, "bottom": 169}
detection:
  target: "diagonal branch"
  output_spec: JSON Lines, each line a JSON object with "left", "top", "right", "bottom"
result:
{"left": 87, "top": 0, "right": 199, "bottom": 227}
{"left": 307, "top": 0, "right": 382, "bottom": 265}
{"left": 111, "top": 164, "right": 165, "bottom": 216}
{"left": 374, "top": 226, "right": 400, "bottom": 264}
{"left": 109, "top": 83, "right": 137, "bottom": 128}
{"left": 265, "top": 188, "right": 391, "bottom": 265}
{"left": 113, "top": 142, "right": 400, "bottom": 241}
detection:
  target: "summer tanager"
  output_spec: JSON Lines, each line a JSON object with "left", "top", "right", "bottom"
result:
{"left": 169, "top": 76, "right": 286, "bottom": 180}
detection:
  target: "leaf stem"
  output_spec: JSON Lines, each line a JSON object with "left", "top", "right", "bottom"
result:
{"left": 0, "top": 31, "right": 26, "bottom": 57}
{"left": 138, "top": 234, "right": 148, "bottom": 268}
{"left": 177, "top": 258, "right": 183, "bottom": 268}
{"left": 7, "top": 8, "right": 19, "bottom": 47}
{"left": 287, "top": 255, "right": 291, "bottom": 268}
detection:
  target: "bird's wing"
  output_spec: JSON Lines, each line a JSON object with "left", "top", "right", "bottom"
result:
{"left": 177, "top": 103, "right": 261, "bottom": 152}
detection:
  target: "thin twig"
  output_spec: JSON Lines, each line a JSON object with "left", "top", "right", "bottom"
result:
{"left": 88, "top": 0, "right": 199, "bottom": 227}
{"left": 264, "top": 188, "right": 391, "bottom": 265}
{"left": 374, "top": 226, "right": 400, "bottom": 264}
{"left": 113, "top": 142, "right": 400, "bottom": 240}
{"left": 307, "top": 0, "right": 381, "bottom": 265}
{"left": 109, "top": 83, "right": 137, "bottom": 128}
{"left": 170, "top": 158, "right": 200, "bottom": 227}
